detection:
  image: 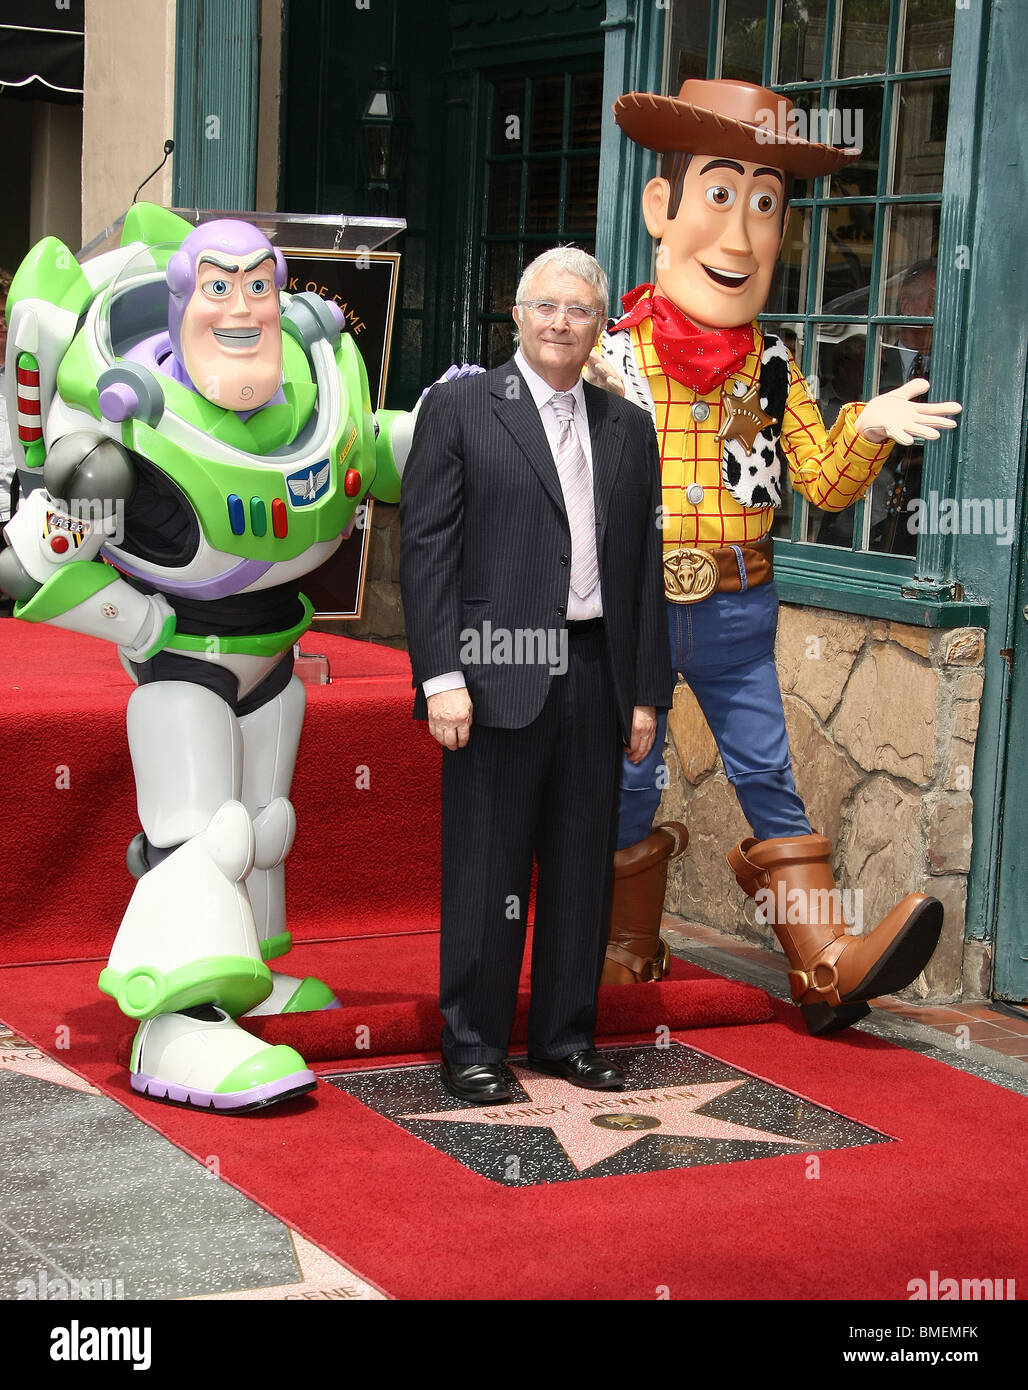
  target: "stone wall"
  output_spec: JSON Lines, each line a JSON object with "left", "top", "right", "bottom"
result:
{"left": 655, "top": 604, "right": 987, "bottom": 1004}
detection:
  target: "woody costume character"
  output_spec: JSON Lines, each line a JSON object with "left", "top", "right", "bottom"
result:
{"left": 595, "top": 79, "right": 961, "bottom": 1036}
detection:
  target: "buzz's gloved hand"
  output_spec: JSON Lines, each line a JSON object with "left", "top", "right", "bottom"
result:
{"left": 0, "top": 487, "right": 175, "bottom": 660}
{"left": 384, "top": 365, "right": 489, "bottom": 485}
{"left": 420, "top": 362, "right": 487, "bottom": 402}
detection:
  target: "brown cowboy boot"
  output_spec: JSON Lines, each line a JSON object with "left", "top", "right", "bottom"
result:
{"left": 726, "top": 834, "right": 943, "bottom": 1036}
{"left": 602, "top": 822, "right": 689, "bottom": 985}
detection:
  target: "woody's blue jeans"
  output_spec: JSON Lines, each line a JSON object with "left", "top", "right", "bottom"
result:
{"left": 617, "top": 582, "right": 811, "bottom": 849}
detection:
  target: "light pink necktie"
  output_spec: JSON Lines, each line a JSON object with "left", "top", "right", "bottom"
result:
{"left": 549, "top": 391, "right": 599, "bottom": 600}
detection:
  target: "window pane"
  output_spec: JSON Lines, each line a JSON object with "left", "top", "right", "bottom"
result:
{"left": 825, "top": 85, "right": 883, "bottom": 199}
{"left": 893, "top": 79, "right": 949, "bottom": 194}
{"left": 865, "top": 339, "right": 922, "bottom": 556}
{"left": 869, "top": 250, "right": 938, "bottom": 559}
{"left": 668, "top": 0, "right": 712, "bottom": 86}
{"left": 882, "top": 206, "right": 939, "bottom": 317}
{"left": 837, "top": 0, "right": 890, "bottom": 79}
{"left": 901, "top": 0, "right": 954, "bottom": 72}
{"left": 485, "top": 319, "right": 516, "bottom": 369}
{"left": 775, "top": 320, "right": 804, "bottom": 365}
{"left": 768, "top": 206, "right": 812, "bottom": 316}
{"left": 821, "top": 203, "right": 876, "bottom": 311}
{"left": 806, "top": 325, "right": 871, "bottom": 547}
{"left": 484, "top": 242, "right": 518, "bottom": 315}
{"left": 486, "top": 161, "right": 521, "bottom": 234}
{"left": 762, "top": 319, "right": 807, "bottom": 365}
{"left": 525, "top": 158, "right": 561, "bottom": 233}
{"left": 777, "top": 0, "right": 827, "bottom": 83}
{"left": 815, "top": 324, "right": 870, "bottom": 422}
{"left": 529, "top": 76, "right": 564, "bottom": 152}
{"left": 721, "top": 0, "right": 767, "bottom": 84}
{"left": 565, "top": 157, "right": 599, "bottom": 233}
{"left": 866, "top": 445, "right": 922, "bottom": 555}
{"left": 785, "top": 90, "right": 818, "bottom": 202}
{"left": 491, "top": 80, "right": 524, "bottom": 155}
{"left": 569, "top": 72, "right": 602, "bottom": 146}
{"left": 881, "top": 263, "right": 936, "bottom": 378}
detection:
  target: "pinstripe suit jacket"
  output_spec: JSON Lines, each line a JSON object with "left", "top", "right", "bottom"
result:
{"left": 399, "top": 360, "right": 673, "bottom": 738}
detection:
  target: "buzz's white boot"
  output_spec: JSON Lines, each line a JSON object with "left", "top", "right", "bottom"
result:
{"left": 102, "top": 801, "right": 316, "bottom": 1111}
{"left": 130, "top": 1006, "right": 315, "bottom": 1113}
{"left": 101, "top": 801, "right": 271, "bottom": 1019}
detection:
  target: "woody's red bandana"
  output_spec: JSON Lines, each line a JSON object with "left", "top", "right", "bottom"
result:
{"left": 611, "top": 284, "right": 754, "bottom": 396}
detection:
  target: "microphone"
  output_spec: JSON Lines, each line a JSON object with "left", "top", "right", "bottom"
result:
{"left": 133, "top": 140, "right": 176, "bottom": 204}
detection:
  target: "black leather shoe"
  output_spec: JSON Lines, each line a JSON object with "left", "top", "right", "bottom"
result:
{"left": 523, "top": 1049, "right": 626, "bottom": 1090}
{"left": 440, "top": 1055, "right": 514, "bottom": 1105}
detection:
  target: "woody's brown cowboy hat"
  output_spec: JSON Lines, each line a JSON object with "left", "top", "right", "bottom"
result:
{"left": 614, "top": 78, "right": 861, "bottom": 177}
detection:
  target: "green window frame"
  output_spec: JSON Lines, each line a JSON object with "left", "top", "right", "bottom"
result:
{"left": 475, "top": 61, "right": 604, "bottom": 367}
{"left": 664, "top": 0, "right": 984, "bottom": 627}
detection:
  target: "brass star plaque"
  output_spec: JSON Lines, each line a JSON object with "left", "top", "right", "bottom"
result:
{"left": 326, "top": 1043, "right": 894, "bottom": 1186}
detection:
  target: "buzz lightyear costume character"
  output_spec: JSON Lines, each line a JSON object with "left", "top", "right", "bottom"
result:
{"left": 0, "top": 204, "right": 429, "bottom": 1110}
{"left": 594, "top": 81, "right": 962, "bottom": 1035}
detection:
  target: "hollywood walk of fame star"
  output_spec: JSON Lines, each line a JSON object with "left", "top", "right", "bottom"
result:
{"left": 717, "top": 381, "right": 775, "bottom": 451}
{"left": 402, "top": 1067, "right": 809, "bottom": 1173}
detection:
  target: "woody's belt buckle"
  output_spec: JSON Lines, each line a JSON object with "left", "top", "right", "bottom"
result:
{"left": 663, "top": 548, "right": 719, "bottom": 604}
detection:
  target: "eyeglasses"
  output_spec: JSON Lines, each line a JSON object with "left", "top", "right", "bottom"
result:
{"left": 519, "top": 300, "right": 603, "bottom": 325}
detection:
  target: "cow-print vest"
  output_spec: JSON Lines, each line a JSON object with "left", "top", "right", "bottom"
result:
{"left": 598, "top": 325, "right": 792, "bottom": 510}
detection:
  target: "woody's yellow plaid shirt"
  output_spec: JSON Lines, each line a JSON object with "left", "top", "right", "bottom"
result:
{"left": 630, "top": 317, "right": 894, "bottom": 550}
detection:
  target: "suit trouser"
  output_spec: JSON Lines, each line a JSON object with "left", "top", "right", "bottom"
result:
{"left": 617, "top": 584, "right": 811, "bottom": 848}
{"left": 440, "top": 626, "right": 621, "bottom": 1063}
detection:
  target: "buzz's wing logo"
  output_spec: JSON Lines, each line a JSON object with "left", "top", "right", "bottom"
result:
{"left": 286, "top": 460, "right": 332, "bottom": 506}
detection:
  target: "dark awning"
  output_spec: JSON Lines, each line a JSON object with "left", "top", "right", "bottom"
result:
{"left": 0, "top": 0, "right": 83, "bottom": 103}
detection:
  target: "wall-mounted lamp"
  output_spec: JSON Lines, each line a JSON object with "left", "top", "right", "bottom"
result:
{"left": 359, "top": 65, "right": 411, "bottom": 191}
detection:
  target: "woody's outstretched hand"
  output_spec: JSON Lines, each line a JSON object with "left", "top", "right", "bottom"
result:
{"left": 855, "top": 378, "right": 961, "bottom": 446}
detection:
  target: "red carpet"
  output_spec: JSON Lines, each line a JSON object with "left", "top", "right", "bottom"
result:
{"left": 1, "top": 947, "right": 1025, "bottom": 1301}
{"left": 0, "top": 625, "right": 439, "bottom": 963}
{"left": 239, "top": 937, "right": 772, "bottom": 1059}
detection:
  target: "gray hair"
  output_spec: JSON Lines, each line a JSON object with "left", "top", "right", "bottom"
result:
{"left": 515, "top": 246, "right": 609, "bottom": 316}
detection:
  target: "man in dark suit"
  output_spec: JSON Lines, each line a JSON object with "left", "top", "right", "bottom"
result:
{"left": 399, "top": 247, "right": 672, "bottom": 1105}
